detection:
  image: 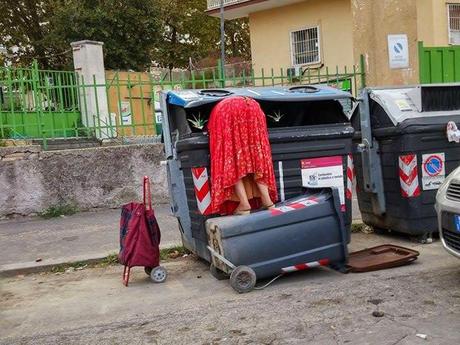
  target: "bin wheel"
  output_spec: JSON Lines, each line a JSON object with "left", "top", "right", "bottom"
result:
{"left": 210, "top": 263, "right": 229, "bottom": 281}
{"left": 150, "top": 266, "right": 167, "bottom": 283}
{"left": 230, "top": 266, "right": 256, "bottom": 293}
{"left": 144, "top": 267, "right": 153, "bottom": 276}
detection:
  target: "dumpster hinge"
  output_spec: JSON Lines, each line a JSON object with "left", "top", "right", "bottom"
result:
{"left": 357, "top": 89, "right": 386, "bottom": 215}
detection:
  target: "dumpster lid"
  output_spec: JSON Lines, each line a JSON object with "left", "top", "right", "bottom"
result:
{"left": 165, "top": 85, "right": 352, "bottom": 108}
{"left": 369, "top": 84, "right": 460, "bottom": 126}
{"left": 347, "top": 244, "right": 419, "bottom": 272}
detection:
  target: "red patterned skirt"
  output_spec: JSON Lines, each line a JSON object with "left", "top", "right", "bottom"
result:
{"left": 208, "top": 96, "right": 278, "bottom": 215}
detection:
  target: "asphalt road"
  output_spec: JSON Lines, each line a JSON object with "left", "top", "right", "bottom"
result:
{"left": 1, "top": 232, "right": 459, "bottom": 345}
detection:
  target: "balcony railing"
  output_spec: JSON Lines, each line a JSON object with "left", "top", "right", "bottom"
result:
{"left": 207, "top": 0, "right": 251, "bottom": 10}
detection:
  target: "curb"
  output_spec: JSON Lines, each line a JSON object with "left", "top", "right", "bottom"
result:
{"left": 0, "top": 252, "right": 114, "bottom": 278}
{"left": 0, "top": 240, "right": 183, "bottom": 278}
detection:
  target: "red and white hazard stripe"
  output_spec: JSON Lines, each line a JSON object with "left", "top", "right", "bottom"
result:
{"left": 399, "top": 154, "right": 421, "bottom": 198}
{"left": 270, "top": 197, "right": 319, "bottom": 216}
{"left": 281, "top": 259, "right": 330, "bottom": 273}
{"left": 191, "top": 167, "right": 212, "bottom": 215}
{"left": 346, "top": 154, "right": 354, "bottom": 201}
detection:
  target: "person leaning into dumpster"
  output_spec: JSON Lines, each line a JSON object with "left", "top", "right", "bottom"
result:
{"left": 207, "top": 96, "right": 278, "bottom": 216}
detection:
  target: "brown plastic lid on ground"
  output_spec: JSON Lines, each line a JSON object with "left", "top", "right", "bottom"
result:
{"left": 347, "top": 244, "right": 420, "bottom": 273}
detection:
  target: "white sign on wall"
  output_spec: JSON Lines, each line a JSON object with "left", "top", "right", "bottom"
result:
{"left": 120, "top": 101, "right": 132, "bottom": 125}
{"left": 387, "top": 34, "right": 409, "bottom": 69}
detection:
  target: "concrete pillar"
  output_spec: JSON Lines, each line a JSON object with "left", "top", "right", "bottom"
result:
{"left": 71, "top": 40, "right": 113, "bottom": 139}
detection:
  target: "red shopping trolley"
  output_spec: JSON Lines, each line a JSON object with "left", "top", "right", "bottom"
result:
{"left": 119, "top": 176, "right": 167, "bottom": 286}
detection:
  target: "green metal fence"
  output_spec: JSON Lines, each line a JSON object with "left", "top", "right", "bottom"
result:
{"left": 0, "top": 61, "right": 80, "bottom": 140}
{"left": 419, "top": 41, "right": 460, "bottom": 84}
{"left": 1, "top": 56, "right": 365, "bottom": 149}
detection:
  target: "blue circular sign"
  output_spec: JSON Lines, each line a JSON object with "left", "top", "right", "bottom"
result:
{"left": 394, "top": 43, "right": 403, "bottom": 54}
{"left": 424, "top": 155, "right": 443, "bottom": 176}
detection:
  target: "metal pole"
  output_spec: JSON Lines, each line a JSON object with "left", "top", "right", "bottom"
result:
{"left": 220, "top": 0, "right": 225, "bottom": 84}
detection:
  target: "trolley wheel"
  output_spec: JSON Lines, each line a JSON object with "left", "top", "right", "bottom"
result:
{"left": 210, "top": 263, "right": 229, "bottom": 281}
{"left": 230, "top": 265, "right": 256, "bottom": 294}
{"left": 150, "top": 266, "right": 167, "bottom": 283}
{"left": 144, "top": 267, "right": 153, "bottom": 276}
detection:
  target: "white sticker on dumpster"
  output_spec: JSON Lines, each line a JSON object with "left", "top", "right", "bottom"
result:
{"left": 422, "top": 153, "right": 445, "bottom": 190}
{"left": 301, "top": 156, "right": 345, "bottom": 209}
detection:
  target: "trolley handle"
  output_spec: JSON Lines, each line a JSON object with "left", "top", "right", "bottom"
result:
{"left": 143, "top": 176, "right": 152, "bottom": 211}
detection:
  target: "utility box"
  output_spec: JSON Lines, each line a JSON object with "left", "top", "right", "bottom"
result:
{"left": 161, "top": 86, "right": 355, "bottom": 260}
{"left": 352, "top": 84, "right": 460, "bottom": 240}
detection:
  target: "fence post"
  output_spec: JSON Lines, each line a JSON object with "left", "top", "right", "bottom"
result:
{"left": 31, "top": 60, "right": 47, "bottom": 149}
{"left": 217, "top": 58, "right": 225, "bottom": 88}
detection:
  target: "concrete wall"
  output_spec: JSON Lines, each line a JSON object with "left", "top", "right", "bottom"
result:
{"left": 417, "top": 0, "right": 460, "bottom": 46}
{"left": 351, "top": 0, "right": 419, "bottom": 86}
{"left": 249, "top": 0, "right": 354, "bottom": 74}
{"left": 0, "top": 144, "right": 168, "bottom": 217}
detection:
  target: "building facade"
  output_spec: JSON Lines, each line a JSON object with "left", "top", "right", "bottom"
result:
{"left": 206, "top": 0, "right": 460, "bottom": 86}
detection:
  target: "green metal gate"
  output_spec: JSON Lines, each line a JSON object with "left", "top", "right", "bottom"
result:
{"left": 419, "top": 41, "right": 460, "bottom": 83}
{"left": 0, "top": 61, "right": 80, "bottom": 140}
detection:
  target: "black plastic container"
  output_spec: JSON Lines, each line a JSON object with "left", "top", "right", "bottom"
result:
{"left": 162, "top": 86, "right": 355, "bottom": 260}
{"left": 352, "top": 85, "right": 460, "bottom": 238}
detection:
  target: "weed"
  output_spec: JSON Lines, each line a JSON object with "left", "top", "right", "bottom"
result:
{"left": 98, "top": 253, "right": 119, "bottom": 267}
{"left": 40, "top": 203, "right": 78, "bottom": 219}
{"left": 47, "top": 246, "right": 191, "bottom": 275}
{"left": 160, "top": 245, "right": 191, "bottom": 260}
{"left": 51, "top": 261, "right": 88, "bottom": 273}
{"left": 351, "top": 222, "right": 374, "bottom": 234}
{"left": 351, "top": 222, "right": 365, "bottom": 233}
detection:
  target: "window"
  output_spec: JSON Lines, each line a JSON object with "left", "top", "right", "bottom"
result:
{"left": 448, "top": 3, "right": 460, "bottom": 45}
{"left": 290, "top": 27, "right": 320, "bottom": 66}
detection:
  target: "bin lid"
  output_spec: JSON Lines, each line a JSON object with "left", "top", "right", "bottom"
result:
{"left": 369, "top": 84, "right": 460, "bottom": 126}
{"left": 166, "top": 85, "right": 352, "bottom": 109}
{"left": 347, "top": 244, "right": 419, "bottom": 272}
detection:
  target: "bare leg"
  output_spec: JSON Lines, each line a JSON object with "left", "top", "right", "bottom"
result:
{"left": 234, "top": 179, "right": 251, "bottom": 212}
{"left": 256, "top": 182, "right": 274, "bottom": 208}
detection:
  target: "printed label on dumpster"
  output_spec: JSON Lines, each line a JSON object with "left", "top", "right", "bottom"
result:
{"left": 301, "top": 156, "right": 345, "bottom": 209}
{"left": 421, "top": 153, "right": 445, "bottom": 190}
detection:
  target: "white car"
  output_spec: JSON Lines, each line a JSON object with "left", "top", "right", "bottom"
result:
{"left": 435, "top": 166, "right": 460, "bottom": 258}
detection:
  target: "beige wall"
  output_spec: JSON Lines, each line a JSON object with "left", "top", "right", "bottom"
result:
{"left": 417, "top": 0, "right": 460, "bottom": 46}
{"left": 351, "top": 0, "right": 419, "bottom": 86}
{"left": 249, "top": 0, "right": 354, "bottom": 75}
{"left": 246, "top": 0, "right": 458, "bottom": 87}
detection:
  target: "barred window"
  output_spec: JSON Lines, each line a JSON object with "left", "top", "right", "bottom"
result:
{"left": 448, "top": 3, "right": 460, "bottom": 45}
{"left": 290, "top": 27, "right": 320, "bottom": 66}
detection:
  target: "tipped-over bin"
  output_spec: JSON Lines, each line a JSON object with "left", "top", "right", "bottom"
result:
{"left": 206, "top": 188, "right": 349, "bottom": 293}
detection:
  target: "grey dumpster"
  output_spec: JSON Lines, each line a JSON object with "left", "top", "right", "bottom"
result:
{"left": 352, "top": 84, "right": 460, "bottom": 241}
{"left": 160, "top": 86, "right": 355, "bottom": 261}
{"left": 206, "top": 188, "right": 348, "bottom": 292}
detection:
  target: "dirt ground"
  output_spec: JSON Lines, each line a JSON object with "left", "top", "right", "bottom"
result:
{"left": 1, "top": 232, "right": 459, "bottom": 345}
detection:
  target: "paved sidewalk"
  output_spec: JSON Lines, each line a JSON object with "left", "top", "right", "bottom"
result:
{"left": 0, "top": 194, "right": 362, "bottom": 276}
{"left": 0, "top": 204, "right": 181, "bottom": 275}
